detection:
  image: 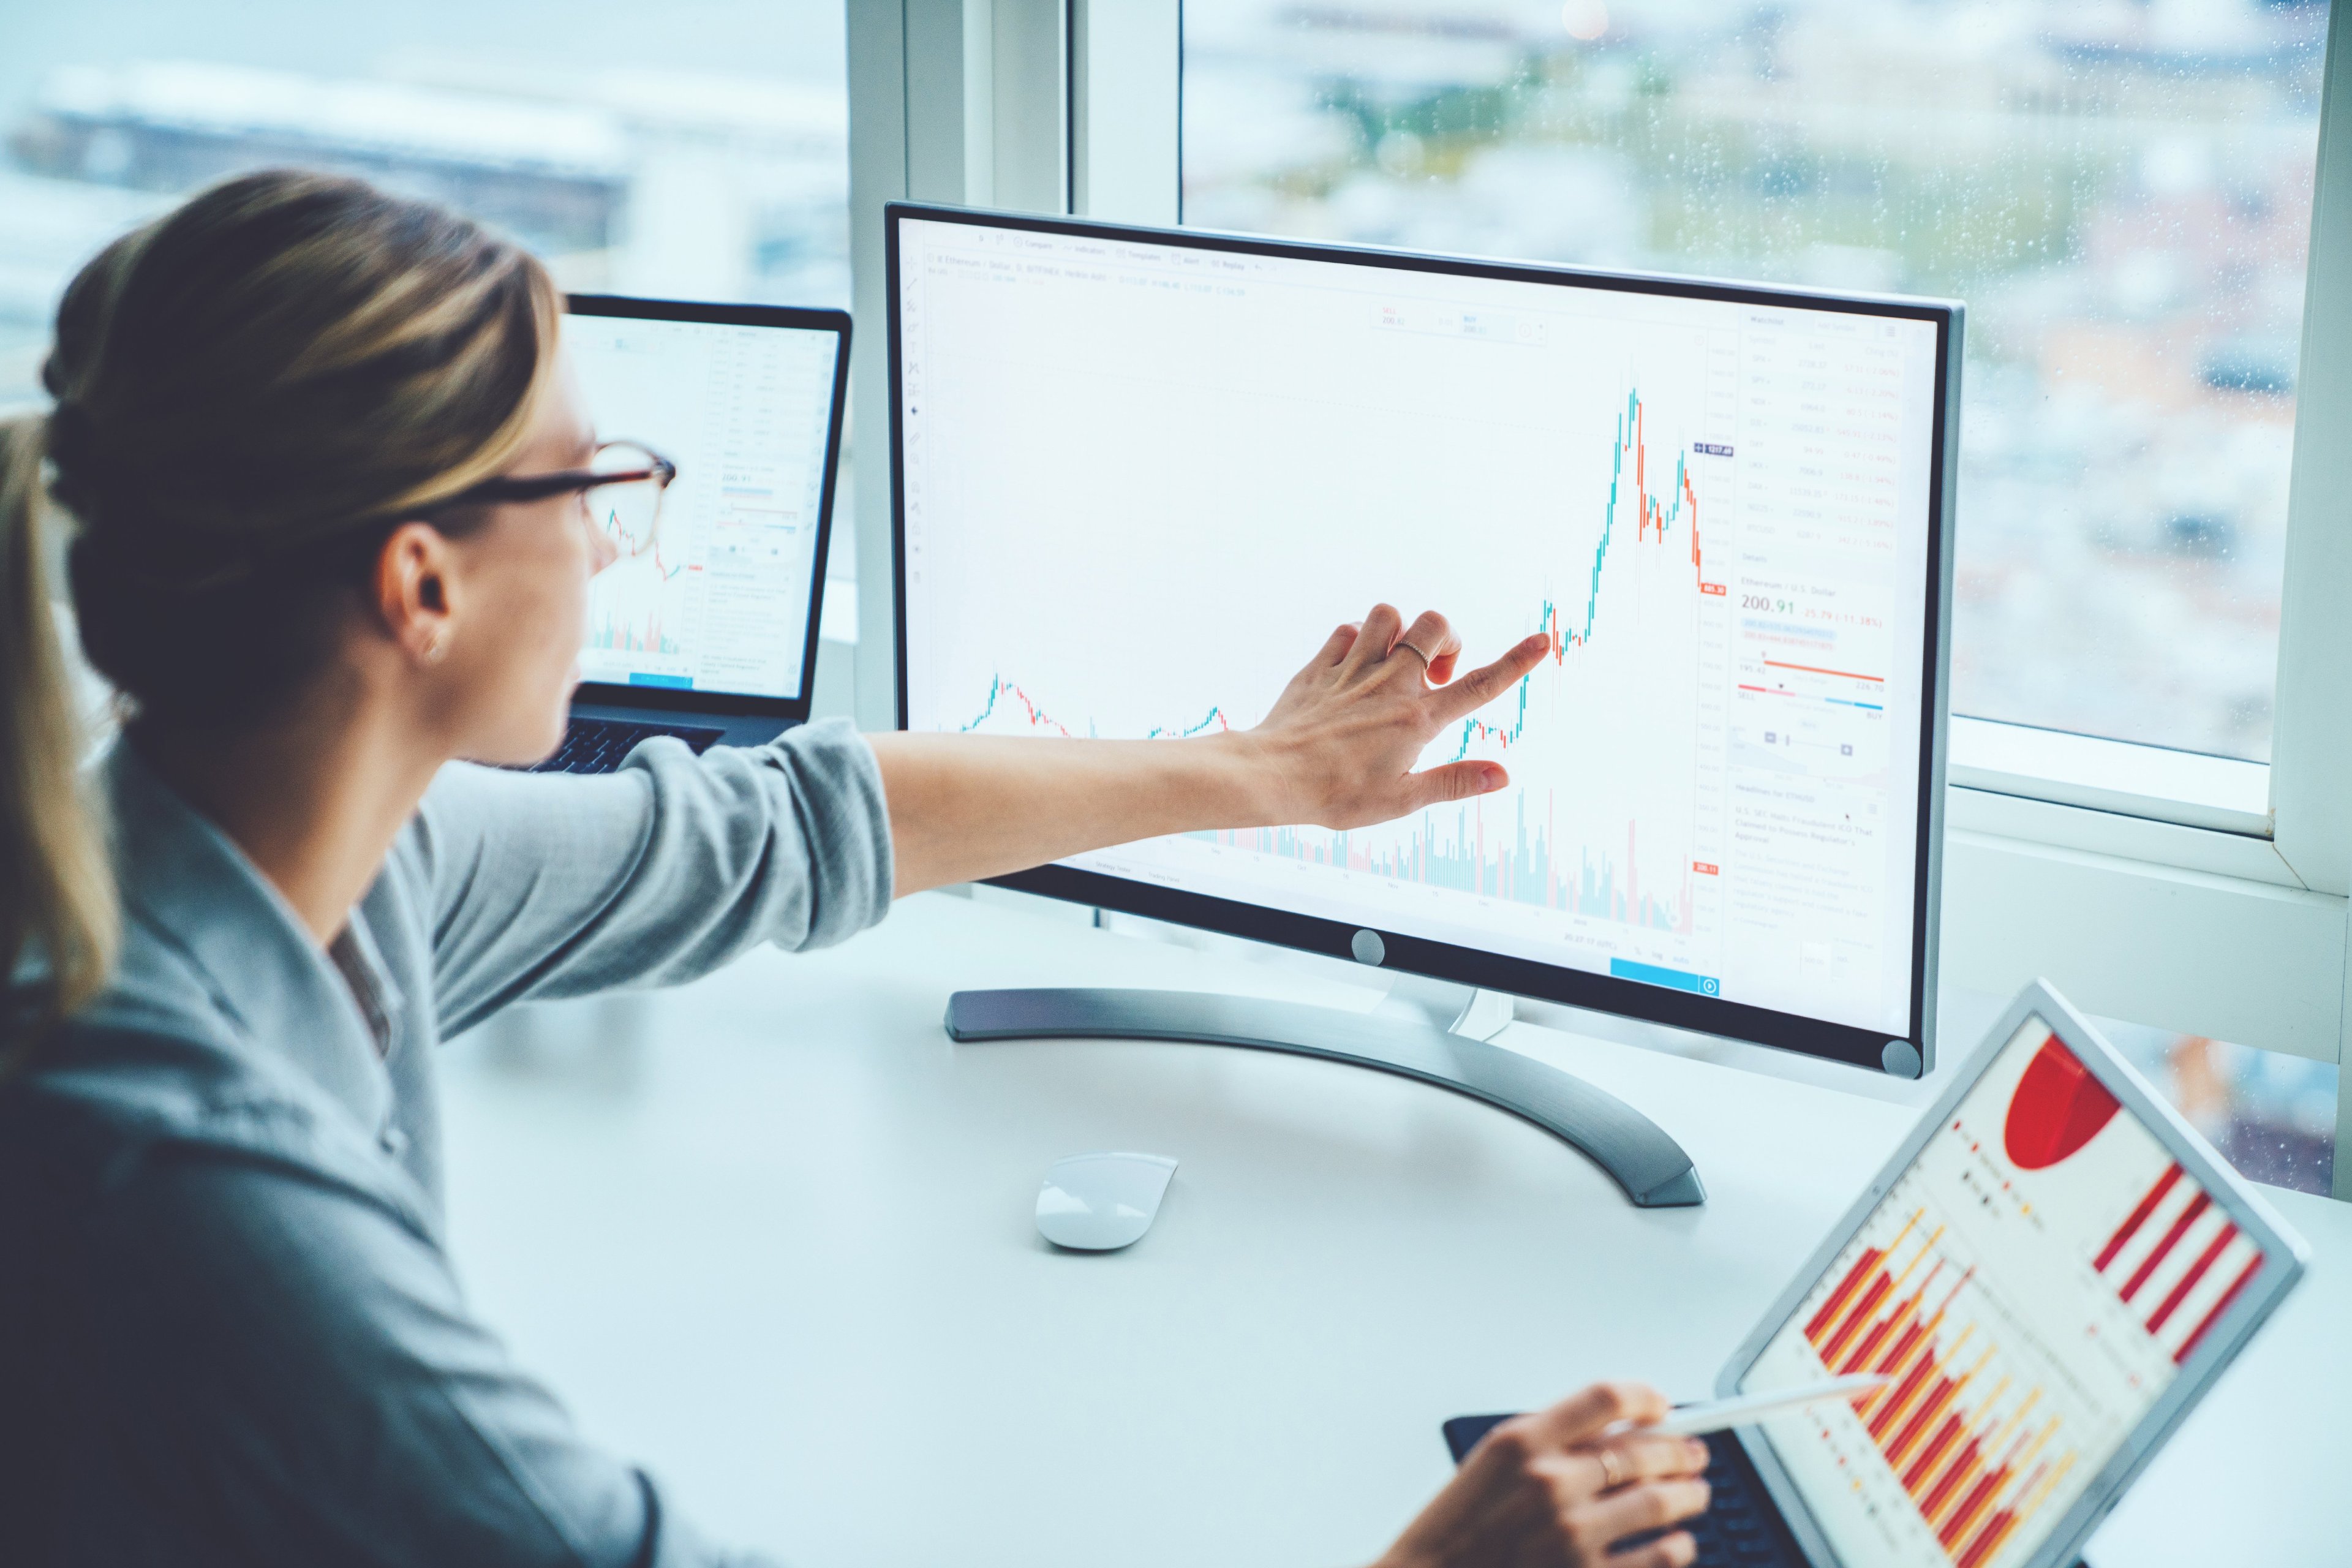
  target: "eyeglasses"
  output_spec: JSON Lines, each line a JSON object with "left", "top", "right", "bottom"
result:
{"left": 440, "top": 439, "right": 678, "bottom": 560}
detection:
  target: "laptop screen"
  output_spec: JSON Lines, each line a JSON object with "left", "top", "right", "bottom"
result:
{"left": 565, "top": 309, "right": 843, "bottom": 701}
{"left": 1741, "top": 1016, "right": 2273, "bottom": 1568}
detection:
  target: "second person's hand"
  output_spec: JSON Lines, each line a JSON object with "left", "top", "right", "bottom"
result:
{"left": 1242, "top": 602, "right": 1551, "bottom": 832}
{"left": 1373, "top": 1382, "right": 1713, "bottom": 1568}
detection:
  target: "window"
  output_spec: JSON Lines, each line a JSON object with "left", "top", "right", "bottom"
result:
{"left": 1181, "top": 0, "right": 2330, "bottom": 762}
{"left": 2094, "top": 1016, "right": 2335, "bottom": 1195}
{"left": 0, "top": 1, "right": 859, "bottom": 658}
{"left": 0, "top": 5, "right": 850, "bottom": 399}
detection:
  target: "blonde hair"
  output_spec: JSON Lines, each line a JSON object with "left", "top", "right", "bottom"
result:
{"left": 1, "top": 169, "right": 561, "bottom": 1038}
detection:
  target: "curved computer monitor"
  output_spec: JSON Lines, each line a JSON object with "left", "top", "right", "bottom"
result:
{"left": 888, "top": 203, "right": 1958, "bottom": 1077}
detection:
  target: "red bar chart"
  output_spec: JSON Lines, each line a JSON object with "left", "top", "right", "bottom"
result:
{"left": 1800, "top": 1211, "right": 2077, "bottom": 1568}
{"left": 2093, "top": 1159, "right": 2265, "bottom": 1365}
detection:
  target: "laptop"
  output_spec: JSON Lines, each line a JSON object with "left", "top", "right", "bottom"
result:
{"left": 536, "top": 294, "right": 852, "bottom": 773}
{"left": 1444, "top": 979, "right": 2308, "bottom": 1568}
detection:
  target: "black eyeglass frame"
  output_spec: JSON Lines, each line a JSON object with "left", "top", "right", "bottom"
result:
{"left": 438, "top": 439, "right": 677, "bottom": 513}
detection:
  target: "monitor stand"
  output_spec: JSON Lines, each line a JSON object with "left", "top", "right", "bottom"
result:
{"left": 944, "top": 971, "right": 1706, "bottom": 1209}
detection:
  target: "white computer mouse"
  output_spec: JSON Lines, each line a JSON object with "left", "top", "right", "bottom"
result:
{"left": 1034, "top": 1152, "right": 1178, "bottom": 1251}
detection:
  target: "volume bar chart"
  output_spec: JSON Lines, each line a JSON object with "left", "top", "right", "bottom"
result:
{"left": 1189, "top": 797, "right": 1694, "bottom": 933}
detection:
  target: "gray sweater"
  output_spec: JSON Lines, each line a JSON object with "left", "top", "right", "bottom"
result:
{"left": 0, "top": 725, "right": 895, "bottom": 1566}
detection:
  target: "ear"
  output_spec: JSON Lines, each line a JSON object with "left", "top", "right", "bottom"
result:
{"left": 372, "top": 521, "right": 459, "bottom": 667}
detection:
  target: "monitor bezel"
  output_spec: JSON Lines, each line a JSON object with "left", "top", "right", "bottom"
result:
{"left": 886, "top": 200, "right": 1958, "bottom": 1074}
{"left": 565, "top": 293, "right": 853, "bottom": 723}
{"left": 1713, "top": 979, "right": 2309, "bottom": 1568}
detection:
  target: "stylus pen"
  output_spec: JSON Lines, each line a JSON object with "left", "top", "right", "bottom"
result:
{"left": 1638, "top": 1373, "right": 1892, "bottom": 1438}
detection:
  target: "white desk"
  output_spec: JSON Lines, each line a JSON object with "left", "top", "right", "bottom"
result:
{"left": 440, "top": 892, "right": 2348, "bottom": 1568}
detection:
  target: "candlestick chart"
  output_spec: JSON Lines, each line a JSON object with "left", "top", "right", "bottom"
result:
{"left": 586, "top": 502, "right": 694, "bottom": 656}
{"left": 952, "top": 386, "right": 1722, "bottom": 936}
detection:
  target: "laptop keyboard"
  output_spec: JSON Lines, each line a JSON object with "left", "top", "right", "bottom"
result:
{"left": 530, "top": 716, "right": 725, "bottom": 775}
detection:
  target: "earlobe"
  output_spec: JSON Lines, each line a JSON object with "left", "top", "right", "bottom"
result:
{"left": 374, "top": 521, "right": 456, "bottom": 666}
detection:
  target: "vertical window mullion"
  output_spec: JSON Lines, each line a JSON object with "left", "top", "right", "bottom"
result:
{"left": 1069, "top": 0, "right": 1180, "bottom": 224}
{"left": 2271, "top": 9, "right": 2352, "bottom": 900}
{"left": 846, "top": 0, "right": 914, "bottom": 731}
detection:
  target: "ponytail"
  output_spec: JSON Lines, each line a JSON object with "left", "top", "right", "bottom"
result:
{"left": 1, "top": 412, "right": 117, "bottom": 1041}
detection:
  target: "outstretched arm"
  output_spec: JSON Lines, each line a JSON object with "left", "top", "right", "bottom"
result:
{"left": 868, "top": 603, "right": 1553, "bottom": 897}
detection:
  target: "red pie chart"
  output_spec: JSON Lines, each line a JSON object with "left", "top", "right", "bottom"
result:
{"left": 2004, "top": 1035, "right": 2122, "bottom": 1170}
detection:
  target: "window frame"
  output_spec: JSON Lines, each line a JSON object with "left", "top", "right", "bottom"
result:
{"left": 845, "top": 0, "right": 2352, "bottom": 1197}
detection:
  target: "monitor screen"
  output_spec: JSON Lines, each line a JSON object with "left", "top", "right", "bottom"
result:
{"left": 891, "top": 208, "right": 1953, "bottom": 1064}
{"left": 565, "top": 303, "right": 844, "bottom": 701}
{"left": 1741, "top": 1016, "right": 2274, "bottom": 1568}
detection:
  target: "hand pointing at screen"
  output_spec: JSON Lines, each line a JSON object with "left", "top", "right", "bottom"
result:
{"left": 866, "top": 603, "right": 1555, "bottom": 895}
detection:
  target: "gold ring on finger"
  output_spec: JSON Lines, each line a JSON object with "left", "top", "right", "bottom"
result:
{"left": 1597, "top": 1448, "right": 1624, "bottom": 1490}
{"left": 1392, "top": 638, "right": 1433, "bottom": 666}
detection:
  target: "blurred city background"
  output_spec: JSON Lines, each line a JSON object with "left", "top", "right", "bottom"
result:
{"left": 0, "top": 0, "right": 852, "bottom": 428}
{"left": 0, "top": 0, "right": 2333, "bottom": 1192}
{"left": 1186, "top": 0, "right": 2324, "bottom": 764}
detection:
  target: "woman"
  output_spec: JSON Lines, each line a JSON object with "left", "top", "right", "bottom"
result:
{"left": 0, "top": 171, "right": 1711, "bottom": 1567}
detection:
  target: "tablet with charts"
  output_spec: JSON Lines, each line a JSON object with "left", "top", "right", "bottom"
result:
{"left": 1715, "top": 982, "right": 2307, "bottom": 1568}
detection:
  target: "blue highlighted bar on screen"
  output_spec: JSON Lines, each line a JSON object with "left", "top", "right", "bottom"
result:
{"left": 1610, "top": 959, "right": 1722, "bottom": 997}
{"left": 629, "top": 673, "right": 694, "bottom": 689}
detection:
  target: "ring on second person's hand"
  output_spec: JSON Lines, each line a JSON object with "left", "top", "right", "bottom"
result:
{"left": 1391, "top": 638, "right": 1434, "bottom": 666}
{"left": 1597, "top": 1447, "right": 1624, "bottom": 1490}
